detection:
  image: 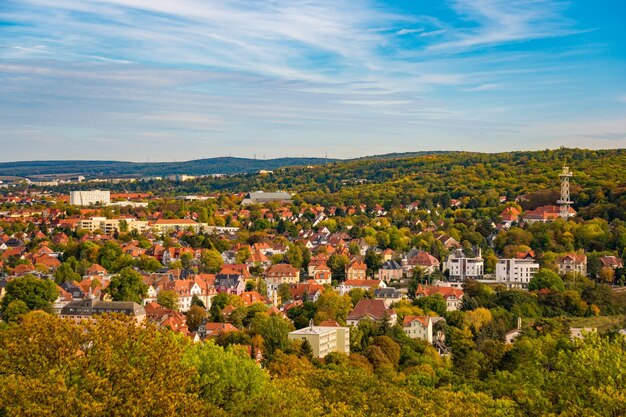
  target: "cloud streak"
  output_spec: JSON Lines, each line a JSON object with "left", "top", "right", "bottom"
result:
{"left": 0, "top": 0, "right": 623, "bottom": 161}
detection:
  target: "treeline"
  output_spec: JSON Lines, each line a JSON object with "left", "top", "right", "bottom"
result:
{"left": 41, "top": 148, "right": 626, "bottom": 219}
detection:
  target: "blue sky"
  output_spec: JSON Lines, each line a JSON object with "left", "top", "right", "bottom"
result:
{"left": 0, "top": 0, "right": 624, "bottom": 162}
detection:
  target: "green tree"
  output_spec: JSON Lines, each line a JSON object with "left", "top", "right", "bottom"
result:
{"left": 414, "top": 293, "right": 447, "bottom": 316}
{"left": 364, "top": 249, "right": 383, "bottom": 275}
{"left": 53, "top": 262, "right": 82, "bottom": 284}
{"left": 0, "top": 275, "right": 58, "bottom": 316}
{"left": 180, "top": 253, "right": 194, "bottom": 269}
{"left": 327, "top": 254, "right": 349, "bottom": 282}
{"left": 136, "top": 255, "right": 163, "bottom": 273}
{"left": 186, "top": 305, "right": 207, "bottom": 332}
{"left": 184, "top": 341, "right": 270, "bottom": 414}
{"left": 0, "top": 313, "right": 213, "bottom": 416}
{"left": 249, "top": 313, "right": 294, "bottom": 358}
{"left": 299, "top": 339, "right": 314, "bottom": 360}
{"left": 157, "top": 290, "right": 179, "bottom": 311}
{"left": 277, "top": 283, "right": 293, "bottom": 303}
{"left": 314, "top": 289, "right": 353, "bottom": 325}
{"left": 2, "top": 300, "right": 30, "bottom": 322}
{"left": 200, "top": 249, "right": 224, "bottom": 273}
{"left": 98, "top": 242, "right": 123, "bottom": 271}
{"left": 107, "top": 267, "right": 148, "bottom": 304}
{"left": 529, "top": 269, "right": 565, "bottom": 292}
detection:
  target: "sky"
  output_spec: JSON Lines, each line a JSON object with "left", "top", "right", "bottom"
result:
{"left": 0, "top": 0, "right": 625, "bottom": 162}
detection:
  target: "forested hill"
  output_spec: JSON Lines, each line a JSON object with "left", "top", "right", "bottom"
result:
{"left": 0, "top": 156, "right": 336, "bottom": 177}
{"left": 62, "top": 148, "right": 624, "bottom": 217}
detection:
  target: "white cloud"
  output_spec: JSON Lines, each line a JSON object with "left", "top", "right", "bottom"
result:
{"left": 461, "top": 83, "right": 502, "bottom": 92}
{"left": 428, "top": 0, "right": 582, "bottom": 51}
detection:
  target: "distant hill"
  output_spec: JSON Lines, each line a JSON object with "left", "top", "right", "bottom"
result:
{"left": 0, "top": 151, "right": 457, "bottom": 178}
{"left": 0, "top": 157, "right": 338, "bottom": 178}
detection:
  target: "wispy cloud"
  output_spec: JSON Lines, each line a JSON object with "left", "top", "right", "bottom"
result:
{"left": 0, "top": 0, "right": 621, "bottom": 160}
{"left": 461, "top": 83, "right": 502, "bottom": 92}
{"left": 428, "top": 0, "right": 582, "bottom": 51}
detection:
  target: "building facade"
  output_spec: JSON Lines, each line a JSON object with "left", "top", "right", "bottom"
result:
{"left": 288, "top": 325, "right": 350, "bottom": 358}
{"left": 69, "top": 190, "right": 111, "bottom": 206}
{"left": 444, "top": 249, "right": 484, "bottom": 281}
{"left": 496, "top": 258, "right": 540, "bottom": 289}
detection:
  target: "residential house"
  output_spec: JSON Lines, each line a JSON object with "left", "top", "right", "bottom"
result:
{"left": 557, "top": 253, "right": 587, "bottom": 276}
{"left": 214, "top": 274, "right": 246, "bottom": 295}
{"left": 402, "top": 316, "right": 434, "bottom": 342}
{"left": 346, "top": 299, "right": 397, "bottom": 326}
{"left": 311, "top": 264, "right": 332, "bottom": 285}
{"left": 598, "top": 256, "right": 623, "bottom": 273}
{"left": 197, "top": 320, "right": 237, "bottom": 340}
{"left": 500, "top": 207, "right": 521, "bottom": 228}
{"left": 373, "top": 287, "right": 403, "bottom": 308}
{"left": 403, "top": 250, "right": 440, "bottom": 276}
{"left": 434, "top": 233, "right": 461, "bottom": 250}
{"left": 522, "top": 205, "right": 576, "bottom": 224}
{"left": 265, "top": 264, "right": 300, "bottom": 287}
{"left": 338, "top": 279, "right": 385, "bottom": 295}
{"left": 415, "top": 284, "right": 464, "bottom": 311}
{"left": 378, "top": 260, "right": 403, "bottom": 282}
{"left": 289, "top": 280, "right": 325, "bottom": 302}
{"left": 345, "top": 260, "right": 367, "bottom": 280}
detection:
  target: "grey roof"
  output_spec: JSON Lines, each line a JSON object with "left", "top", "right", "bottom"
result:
{"left": 242, "top": 191, "right": 292, "bottom": 205}
{"left": 374, "top": 287, "right": 402, "bottom": 298}
{"left": 380, "top": 260, "right": 402, "bottom": 270}
{"left": 60, "top": 298, "right": 145, "bottom": 317}
{"left": 215, "top": 274, "right": 244, "bottom": 288}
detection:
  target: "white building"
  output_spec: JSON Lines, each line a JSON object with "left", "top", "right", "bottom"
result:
{"left": 70, "top": 190, "right": 111, "bottom": 206}
{"left": 288, "top": 324, "right": 350, "bottom": 358}
{"left": 496, "top": 258, "right": 540, "bottom": 289}
{"left": 444, "top": 249, "right": 484, "bottom": 281}
{"left": 402, "top": 316, "right": 434, "bottom": 343}
{"left": 76, "top": 217, "right": 150, "bottom": 234}
{"left": 152, "top": 219, "right": 208, "bottom": 234}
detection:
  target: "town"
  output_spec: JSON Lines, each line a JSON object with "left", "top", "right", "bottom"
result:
{"left": 2, "top": 149, "right": 626, "bottom": 416}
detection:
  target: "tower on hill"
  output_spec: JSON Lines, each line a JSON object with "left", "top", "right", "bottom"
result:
{"left": 557, "top": 165, "right": 573, "bottom": 219}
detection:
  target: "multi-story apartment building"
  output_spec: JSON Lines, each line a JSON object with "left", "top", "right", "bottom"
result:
{"left": 288, "top": 323, "right": 350, "bottom": 358}
{"left": 444, "top": 249, "right": 484, "bottom": 281}
{"left": 76, "top": 217, "right": 150, "bottom": 234}
{"left": 152, "top": 218, "right": 208, "bottom": 234}
{"left": 496, "top": 258, "right": 540, "bottom": 289}
{"left": 70, "top": 190, "right": 111, "bottom": 206}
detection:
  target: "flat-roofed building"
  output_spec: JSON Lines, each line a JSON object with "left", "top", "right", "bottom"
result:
{"left": 496, "top": 258, "right": 540, "bottom": 289}
{"left": 444, "top": 249, "right": 484, "bottom": 281}
{"left": 288, "top": 322, "right": 350, "bottom": 358}
{"left": 76, "top": 217, "right": 150, "bottom": 234}
{"left": 70, "top": 190, "right": 111, "bottom": 206}
{"left": 241, "top": 191, "right": 292, "bottom": 205}
{"left": 152, "top": 218, "right": 207, "bottom": 233}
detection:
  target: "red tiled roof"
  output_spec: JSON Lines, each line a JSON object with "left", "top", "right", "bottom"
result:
{"left": 402, "top": 315, "right": 430, "bottom": 327}
{"left": 415, "top": 284, "right": 464, "bottom": 300}
{"left": 343, "top": 279, "right": 381, "bottom": 288}
{"left": 347, "top": 299, "right": 392, "bottom": 321}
